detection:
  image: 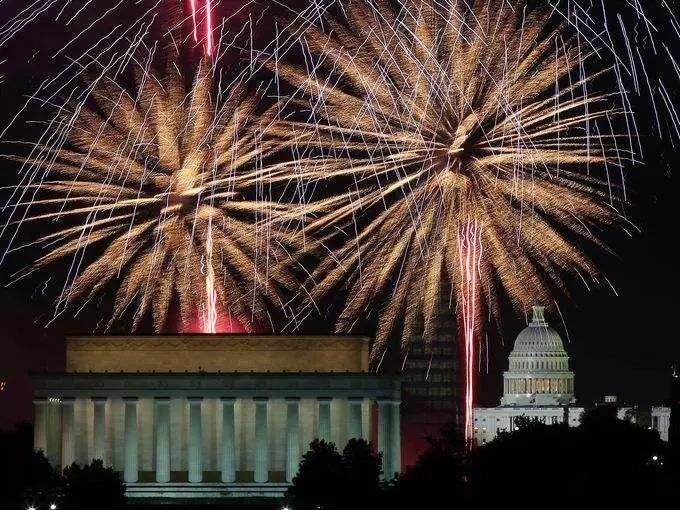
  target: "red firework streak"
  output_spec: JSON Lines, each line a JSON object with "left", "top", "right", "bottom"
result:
{"left": 189, "top": 0, "right": 214, "bottom": 57}
{"left": 457, "top": 219, "right": 483, "bottom": 446}
{"left": 189, "top": 0, "right": 216, "bottom": 334}
{"left": 202, "top": 217, "right": 218, "bottom": 334}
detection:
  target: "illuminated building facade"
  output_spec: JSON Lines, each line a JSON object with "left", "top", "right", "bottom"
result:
{"left": 651, "top": 370, "right": 680, "bottom": 443}
{"left": 31, "top": 335, "right": 401, "bottom": 501}
{"left": 474, "top": 306, "right": 584, "bottom": 445}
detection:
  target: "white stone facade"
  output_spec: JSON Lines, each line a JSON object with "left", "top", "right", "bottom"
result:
{"left": 500, "top": 306, "right": 575, "bottom": 406}
{"left": 474, "top": 406, "right": 584, "bottom": 444}
{"left": 651, "top": 406, "right": 671, "bottom": 441}
{"left": 475, "top": 305, "right": 582, "bottom": 445}
{"left": 32, "top": 372, "right": 401, "bottom": 499}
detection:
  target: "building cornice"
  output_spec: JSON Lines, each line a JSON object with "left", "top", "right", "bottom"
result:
{"left": 30, "top": 372, "right": 401, "bottom": 400}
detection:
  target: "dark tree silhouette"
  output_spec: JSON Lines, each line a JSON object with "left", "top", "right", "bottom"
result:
{"left": 287, "top": 439, "right": 345, "bottom": 510}
{"left": 0, "top": 423, "right": 125, "bottom": 510}
{"left": 62, "top": 460, "right": 125, "bottom": 510}
{"left": 22, "top": 450, "right": 63, "bottom": 510}
{"left": 342, "top": 439, "right": 382, "bottom": 506}
{"left": 385, "top": 425, "right": 467, "bottom": 508}
{"left": 1, "top": 423, "right": 62, "bottom": 510}
{"left": 287, "top": 438, "right": 383, "bottom": 510}
{"left": 468, "top": 409, "right": 671, "bottom": 505}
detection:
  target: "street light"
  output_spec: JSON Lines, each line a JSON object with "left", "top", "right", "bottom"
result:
{"left": 50, "top": 504, "right": 57, "bottom": 510}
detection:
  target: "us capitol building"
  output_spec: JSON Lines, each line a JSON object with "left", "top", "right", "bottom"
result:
{"left": 474, "top": 306, "right": 585, "bottom": 444}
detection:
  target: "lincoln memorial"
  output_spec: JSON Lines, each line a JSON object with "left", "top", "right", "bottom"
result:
{"left": 30, "top": 335, "right": 402, "bottom": 501}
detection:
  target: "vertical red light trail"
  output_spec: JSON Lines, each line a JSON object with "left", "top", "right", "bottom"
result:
{"left": 190, "top": 0, "right": 215, "bottom": 333}
{"left": 189, "top": 0, "right": 198, "bottom": 41}
{"left": 187, "top": 0, "right": 214, "bottom": 57}
{"left": 202, "top": 217, "right": 218, "bottom": 334}
{"left": 457, "top": 219, "right": 483, "bottom": 446}
{"left": 205, "top": 0, "right": 214, "bottom": 57}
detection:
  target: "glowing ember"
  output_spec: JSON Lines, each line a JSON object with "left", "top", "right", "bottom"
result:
{"left": 182, "top": 310, "right": 247, "bottom": 334}
{"left": 457, "top": 219, "right": 482, "bottom": 446}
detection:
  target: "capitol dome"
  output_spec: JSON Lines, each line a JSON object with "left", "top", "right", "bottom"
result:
{"left": 500, "top": 305, "right": 575, "bottom": 406}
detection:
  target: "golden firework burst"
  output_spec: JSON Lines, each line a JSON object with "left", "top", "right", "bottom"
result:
{"left": 7, "top": 60, "right": 301, "bottom": 332}
{"left": 275, "top": 0, "right": 627, "bottom": 358}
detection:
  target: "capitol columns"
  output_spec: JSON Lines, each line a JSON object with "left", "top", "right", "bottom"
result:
{"left": 220, "top": 397, "right": 236, "bottom": 483}
{"left": 92, "top": 397, "right": 107, "bottom": 462}
{"left": 123, "top": 397, "right": 139, "bottom": 483}
{"left": 285, "top": 397, "right": 301, "bottom": 483}
{"left": 188, "top": 397, "right": 203, "bottom": 483}
{"left": 253, "top": 397, "right": 269, "bottom": 483}
{"left": 154, "top": 397, "right": 171, "bottom": 483}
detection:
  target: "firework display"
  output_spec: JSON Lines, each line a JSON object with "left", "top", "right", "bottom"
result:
{"left": 3, "top": 57, "right": 300, "bottom": 332}
{"left": 272, "top": 0, "right": 636, "bottom": 441}
{"left": 0, "top": 0, "right": 679, "bottom": 445}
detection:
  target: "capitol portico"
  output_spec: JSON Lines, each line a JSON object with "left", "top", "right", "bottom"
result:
{"left": 30, "top": 335, "right": 402, "bottom": 500}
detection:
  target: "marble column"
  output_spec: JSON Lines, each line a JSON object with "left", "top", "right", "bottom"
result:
{"left": 347, "top": 398, "right": 363, "bottom": 440}
{"left": 61, "top": 398, "right": 75, "bottom": 468}
{"left": 317, "top": 397, "right": 332, "bottom": 442}
{"left": 378, "top": 399, "right": 401, "bottom": 480}
{"left": 155, "top": 398, "right": 170, "bottom": 483}
{"left": 92, "top": 397, "right": 107, "bottom": 462}
{"left": 285, "top": 398, "right": 300, "bottom": 482}
{"left": 220, "top": 398, "right": 236, "bottom": 483}
{"left": 73, "top": 399, "right": 88, "bottom": 465}
{"left": 33, "top": 399, "right": 47, "bottom": 454}
{"left": 46, "top": 399, "right": 62, "bottom": 468}
{"left": 188, "top": 397, "right": 203, "bottom": 483}
{"left": 123, "top": 397, "right": 139, "bottom": 483}
{"left": 254, "top": 397, "right": 269, "bottom": 483}
{"left": 389, "top": 400, "right": 401, "bottom": 476}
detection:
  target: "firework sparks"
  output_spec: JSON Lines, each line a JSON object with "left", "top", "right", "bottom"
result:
{"left": 188, "top": 0, "right": 215, "bottom": 57}
{"left": 3, "top": 58, "right": 300, "bottom": 332}
{"left": 190, "top": 0, "right": 199, "bottom": 42}
{"left": 203, "top": 216, "right": 218, "bottom": 333}
{"left": 457, "top": 219, "right": 482, "bottom": 444}
{"left": 272, "top": 0, "right": 633, "bottom": 433}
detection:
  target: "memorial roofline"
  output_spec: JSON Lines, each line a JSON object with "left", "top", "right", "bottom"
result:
{"left": 66, "top": 334, "right": 372, "bottom": 341}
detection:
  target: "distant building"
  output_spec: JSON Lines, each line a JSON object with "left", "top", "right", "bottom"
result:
{"left": 670, "top": 369, "right": 680, "bottom": 446}
{"left": 31, "top": 335, "right": 402, "bottom": 501}
{"left": 652, "top": 406, "right": 670, "bottom": 441}
{"left": 650, "top": 370, "right": 680, "bottom": 443}
{"left": 401, "top": 289, "right": 462, "bottom": 466}
{"left": 474, "top": 306, "right": 584, "bottom": 445}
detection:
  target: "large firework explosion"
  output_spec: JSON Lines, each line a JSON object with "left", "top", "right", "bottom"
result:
{"left": 2, "top": 56, "right": 301, "bottom": 332}
{"left": 273, "top": 0, "right": 637, "bottom": 440}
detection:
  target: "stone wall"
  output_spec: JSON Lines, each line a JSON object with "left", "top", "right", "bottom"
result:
{"left": 65, "top": 335, "right": 371, "bottom": 373}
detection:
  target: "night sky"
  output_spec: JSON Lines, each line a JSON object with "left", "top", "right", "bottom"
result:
{"left": 0, "top": 0, "right": 679, "bottom": 429}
